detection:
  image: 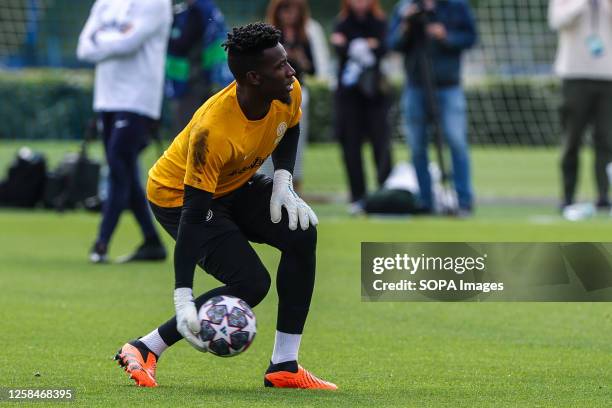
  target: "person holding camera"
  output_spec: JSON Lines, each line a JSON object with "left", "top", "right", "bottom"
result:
{"left": 388, "top": 0, "right": 477, "bottom": 215}
{"left": 549, "top": 0, "right": 612, "bottom": 211}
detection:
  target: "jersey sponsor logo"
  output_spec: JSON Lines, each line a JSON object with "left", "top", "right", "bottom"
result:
{"left": 206, "top": 210, "right": 213, "bottom": 222}
{"left": 228, "top": 157, "right": 266, "bottom": 176}
{"left": 274, "top": 122, "right": 288, "bottom": 145}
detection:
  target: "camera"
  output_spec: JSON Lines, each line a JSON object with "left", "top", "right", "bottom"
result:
{"left": 405, "top": 0, "right": 435, "bottom": 24}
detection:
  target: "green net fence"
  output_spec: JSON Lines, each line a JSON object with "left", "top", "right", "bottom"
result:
{"left": 0, "top": 0, "right": 562, "bottom": 146}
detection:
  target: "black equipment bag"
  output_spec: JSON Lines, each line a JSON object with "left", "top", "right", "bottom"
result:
{"left": 364, "top": 188, "right": 423, "bottom": 215}
{"left": 43, "top": 152, "right": 100, "bottom": 211}
{"left": 43, "top": 119, "right": 101, "bottom": 211}
{"left": 0, "top": 147, "right": 47, "bottom": 207}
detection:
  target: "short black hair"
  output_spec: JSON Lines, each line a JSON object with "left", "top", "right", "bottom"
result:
{"left": 222, "top": 22, "right": 282, "bottom": 81}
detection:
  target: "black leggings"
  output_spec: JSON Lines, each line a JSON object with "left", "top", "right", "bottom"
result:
{"left": 334, "top": 88, "right": 392, "bottom": 202}
{"left": 150, "top": 174, "right": 317, "bottom": 346}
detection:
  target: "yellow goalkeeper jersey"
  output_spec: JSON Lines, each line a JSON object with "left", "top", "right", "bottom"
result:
{"left": 147, "top": 80, "right": 302, "bottom": 207}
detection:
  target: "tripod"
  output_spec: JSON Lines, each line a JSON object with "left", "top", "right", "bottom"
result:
{"left": 411, "top": 9, "right": 458, "bottom": 214}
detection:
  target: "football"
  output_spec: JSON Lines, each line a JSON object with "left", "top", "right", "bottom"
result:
{"left": 198, "top": 295, "right": 257, "bottom": 357}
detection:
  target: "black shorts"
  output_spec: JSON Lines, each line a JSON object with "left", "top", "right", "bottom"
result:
{"left": 149, "top": 173, "right": 316, "bottom": 277}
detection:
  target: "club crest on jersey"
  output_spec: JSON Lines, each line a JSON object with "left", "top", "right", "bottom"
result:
{"left": 206, "top": 210, "right": 213, "bottom": 222}
{"left": 274, "top": 122, "right": 288, "bottom": 145}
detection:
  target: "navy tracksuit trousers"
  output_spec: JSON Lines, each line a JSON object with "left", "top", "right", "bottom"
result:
{"left": 96, "top": 111, "right": 158, "bottom": 246}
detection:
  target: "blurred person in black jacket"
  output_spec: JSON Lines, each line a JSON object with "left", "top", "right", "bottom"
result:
{"left": 331, "top": 0, "right": 392, "bottom": 215}
{"left": 165, "top": 0, "right": 232, "bottom": 133}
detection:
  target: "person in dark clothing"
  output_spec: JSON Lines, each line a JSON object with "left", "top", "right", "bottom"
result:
{"left": 549, "top": 0, "right": 612, "bottom": 211}
{"left": 389, "top": 0, "right": 477, "bottom": 215}
{"left": 165, "top": 0, "right": 232, "bottom": 133}
{"left": 331, "top": 0, "right": 392, "bottom": 214}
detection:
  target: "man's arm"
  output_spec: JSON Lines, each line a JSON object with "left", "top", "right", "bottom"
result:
{"left": 548, "top": 0, "right": 589, "bottom": 30}
{"left": 76, "top": 1, "right": 102, "bottom": 62}
{"left": 172, "top": 185, "right": 212, "bottom": 351}
{"left": 79, "top": 0, "right": 168, "bottom": 63}
{"left": 168, "top": 7, "right": 204, "bottom": 56}
{"left": 172, "top": 122, "right": 228, "bottom": 351}
{"left": 389, "top": 1, "right": 437, "bottom": 53}
{"left": 439, "top": 3, "right": 478, "bottom": 51}
{"left": 271, "top": 124, "right": 299, "bottom": 174}
{"left": 174, "top": 185, "right": 212, "bottom": 289}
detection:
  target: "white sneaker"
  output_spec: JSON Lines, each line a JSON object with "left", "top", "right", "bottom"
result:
{"left": 348, "top": 200, "right": 365, "bottom": 216}
{"left": 89, "top": 243, "right": 108, "bottom": 264}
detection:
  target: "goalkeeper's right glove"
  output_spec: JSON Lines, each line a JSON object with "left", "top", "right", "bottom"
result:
{"left": 174, "top": 287, "right": 207, "bottom": 352}
{"left": 270, "top": 169, "right": 318, "bottom": 231}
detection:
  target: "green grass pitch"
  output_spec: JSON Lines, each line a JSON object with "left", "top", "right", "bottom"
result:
{"left": 0, "top": 141, "right": 611, "bottom": 407}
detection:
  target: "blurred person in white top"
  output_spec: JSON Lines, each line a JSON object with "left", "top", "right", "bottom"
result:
{"left": 549, "top": 0, "right": 612, "bottom": 211}
{"left": 77, "top": 0, "right": 172, "bottom": 264}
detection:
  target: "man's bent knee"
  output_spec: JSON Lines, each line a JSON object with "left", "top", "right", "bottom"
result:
{"left": 237, "top": 273, "right": 271, "bottom": 308}
{"left": 283, "top": 225, "right": 317, "bottom": 255}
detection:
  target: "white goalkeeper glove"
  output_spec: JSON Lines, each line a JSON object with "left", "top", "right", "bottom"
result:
{"left": 270, "top": 169, "right": 318, "bottom": 231}
{"left": 174, "top": 288, "right": 207, "bottom": 352}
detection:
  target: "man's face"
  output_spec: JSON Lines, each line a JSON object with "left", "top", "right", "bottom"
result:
{"left": 256, "top": 43, "right": 296, "bottom": 105}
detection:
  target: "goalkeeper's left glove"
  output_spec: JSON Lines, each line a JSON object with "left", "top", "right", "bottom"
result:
{"left": 270, "top": 169, "right": 318, "bottom": 231}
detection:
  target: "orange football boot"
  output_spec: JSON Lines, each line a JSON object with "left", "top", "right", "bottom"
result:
{"left": 264, "top": 362, "right": 337, "bottom": 390}
{"left": 115, "top": 342, "right": 158, "bottom": 387}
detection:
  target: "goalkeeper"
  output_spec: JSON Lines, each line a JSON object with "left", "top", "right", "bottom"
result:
{"left": 114, "top": 22, "right": 336, "bottom": 390}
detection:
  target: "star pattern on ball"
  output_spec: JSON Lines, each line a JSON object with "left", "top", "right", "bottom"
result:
{"left": 209, "top": 314, "right": 240, "bottom": 344}
{"left": 209, "top": 297, "right": 241, "bottom": 317}
{"left": 198, "top": 296, "right": 256, "bottom": 356}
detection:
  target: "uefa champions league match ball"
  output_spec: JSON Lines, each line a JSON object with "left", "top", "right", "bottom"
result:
{"left": 198, "top": 295, "right": 256, "bottom": 357}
